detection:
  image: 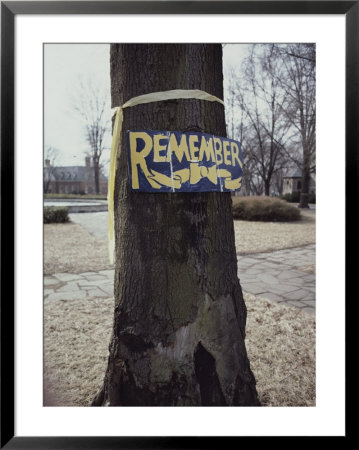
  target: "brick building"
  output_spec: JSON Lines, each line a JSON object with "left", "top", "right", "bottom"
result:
{"left": 44, "top": 156, "right": 108, "bottom": 195}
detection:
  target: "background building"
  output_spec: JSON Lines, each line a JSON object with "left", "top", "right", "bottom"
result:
{"left": 282, "top": 169, "right": 316, "bottom": 196}
{"left": 44, "top": 156, "right": 108, "bottom": 195}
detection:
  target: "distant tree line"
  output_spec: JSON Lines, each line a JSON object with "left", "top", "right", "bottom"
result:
{"left": 226, "top": 43, "right": 316, "bottom": 208}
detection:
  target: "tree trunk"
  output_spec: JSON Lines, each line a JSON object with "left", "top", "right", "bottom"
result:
{"left": 299, "top": 155, "right": 310, "bottom": 208}
{"left": 264, "top": 179, "right": 270, "bottom": 196}
{"left": 93, "top": 159, "right": 100, "bottom": 195}
{"left": 94, "top": 44, "right": 260, "bottom": 406}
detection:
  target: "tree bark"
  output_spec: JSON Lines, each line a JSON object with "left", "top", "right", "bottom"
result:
{"left": 264, "top": 179, "right": 270, "bottom": 196}
{"left": 93, "top": 159, "right": 100, "bottom": 195}
{"left": 94, "top": 44, "right": 260, "bottom": 406}
{"left": 299, "top": 156, "right": 310, "bottom": 208}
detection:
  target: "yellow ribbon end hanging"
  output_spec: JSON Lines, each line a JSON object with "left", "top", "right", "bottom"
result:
{"left": 107, "top": 107, "right": 124, "bottom": 264}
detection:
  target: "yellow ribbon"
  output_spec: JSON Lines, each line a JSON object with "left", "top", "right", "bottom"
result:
{"left": 108, "top": 89, "right": 225, "bottom": 264}
{"left": 147, "top": 162, "right": 242, "bottom": 191}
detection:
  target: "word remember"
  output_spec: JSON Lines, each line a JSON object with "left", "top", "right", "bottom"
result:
{"left": 127, "top": 130, "right": 243, "bottom": 193}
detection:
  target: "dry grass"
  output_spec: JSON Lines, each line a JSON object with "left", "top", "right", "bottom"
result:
{"left": 245, "top": 293, "right": 315, "bottom": 406}
{"left": 44, "top": 296, "right": 113, "bottom": 406}
{"left": 44, "top": 222, "right": 112, "bottom": 275}
{"left": 234, "top": 209, "right": 315, "bottom": 255}
{"left": 44, "top": 293, "right": 315, "bottom": 407}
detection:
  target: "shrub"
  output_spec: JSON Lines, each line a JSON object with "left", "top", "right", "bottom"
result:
{"left": 232, "top": 196, "right": 301, "bottom": 222}
{"left": 44, "top": 206, "right": 69, "bottom": 224}
{"left": 280, "top": 191, "right": 316, "bottom": 204}
{"left": 308, "top": 193, "right": 316, "bottom": 204}
{"left": 44, "top": 193, "right": 107, "bottom": 200}
{"left": 280, "top": 192, "right": 301, "bottom": 203}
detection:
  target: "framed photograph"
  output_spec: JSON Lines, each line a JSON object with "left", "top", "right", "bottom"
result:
{"left": 1, "top": 1, "right": 351, "bottom": 447}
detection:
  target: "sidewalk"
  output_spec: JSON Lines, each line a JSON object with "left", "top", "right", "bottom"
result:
{"left": 44, "top": 244, "right": 315, "bottom": 315}
{"left": 44, "top": 269, "right": 114, "bottom": 301}
{"left": 238, "top": 244, "right": 315, "bottom": 315}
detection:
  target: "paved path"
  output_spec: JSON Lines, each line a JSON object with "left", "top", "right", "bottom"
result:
{"left": 44, "top": 244, "right": 315, "bottom": 315}
{"left": 238, "top": 244, "right": 315, "bottom": 315}
{"left": 70, "top": 212, "right": 109, "bottom": 241}
{"left": 44, "top": 269, "right": 114, "bottom": 301}
{"left": 53, "top": 212, "right": 316, "bottom": 314}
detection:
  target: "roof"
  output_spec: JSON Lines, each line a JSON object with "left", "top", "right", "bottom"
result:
{"left": 283, "top": 168, "right": 302, "bottom": 178}
{"left": 53, "top": 166, "right": 85, "bottom": 181}
{"left": 45, "top": 165, "right": 107, "bottom": 182}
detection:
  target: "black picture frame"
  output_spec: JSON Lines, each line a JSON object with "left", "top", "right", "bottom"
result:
{"left": 1, "top": 1, "right": 352, "bottom": 447}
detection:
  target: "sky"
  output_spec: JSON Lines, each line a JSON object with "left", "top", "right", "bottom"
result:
{"left": 44, "top": 44, "right": 112, "bottom": 168}
{"left": 44, "top": 44, "right": 248, "bottom": 170}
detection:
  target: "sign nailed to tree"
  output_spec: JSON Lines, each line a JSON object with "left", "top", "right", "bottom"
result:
{"left": 127, "top": 130, "right": 243, "bottom": 192}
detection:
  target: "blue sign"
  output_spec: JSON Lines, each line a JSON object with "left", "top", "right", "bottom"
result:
{"left": 127, "top": 130, "right": 243, "bottom": 193}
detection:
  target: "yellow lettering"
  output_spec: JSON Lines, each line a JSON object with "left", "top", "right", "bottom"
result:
{"left": 166, "top": 133, "right": 190, "bottom": 163}
{"left": 189, "top": 162, "right": 202, "bottom": 184}
{"left": 129, "top": 132, "right": 153, "bottom": 189}
{"left": 189, "top": 135, "right": 200, "bottom": 161}
{"left": 223, "top": 140, "right": 231, "bottom": 165}
{"left": 214, "top": 137, "right": 223, "bottom": 165}
{"left": 153, "top": 134, "right": 168, "bottom": 162}
{"left": 230, "top": 142, "right": 241, "bottom": 167}
{"left": 199, "top": 136, "right": 215, "bottom": 163}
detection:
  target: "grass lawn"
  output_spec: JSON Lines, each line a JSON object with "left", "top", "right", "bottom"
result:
{"left": 44, "top": 291, "right": 315, "bottom": 407}
{"left": 44, "top": 193, "right": 107, "bottom": 200}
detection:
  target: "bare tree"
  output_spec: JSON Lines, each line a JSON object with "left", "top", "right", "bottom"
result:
{"left": 43, "top": 146, "right": 59, "bottom": 193}
{"left": 273, "top": 43, "right": 316, "bottom": 207}
{"left": 73, "top": 78, "right": 110, "bottom": 194}
{"left": 225, "top": 76, "right": 261, "bottom": 195}
{"left": 238, "top": 120, "right": 265, "bottom": 196}
{"left": 233, "top": 45, "right": 291, "bottom": 196}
